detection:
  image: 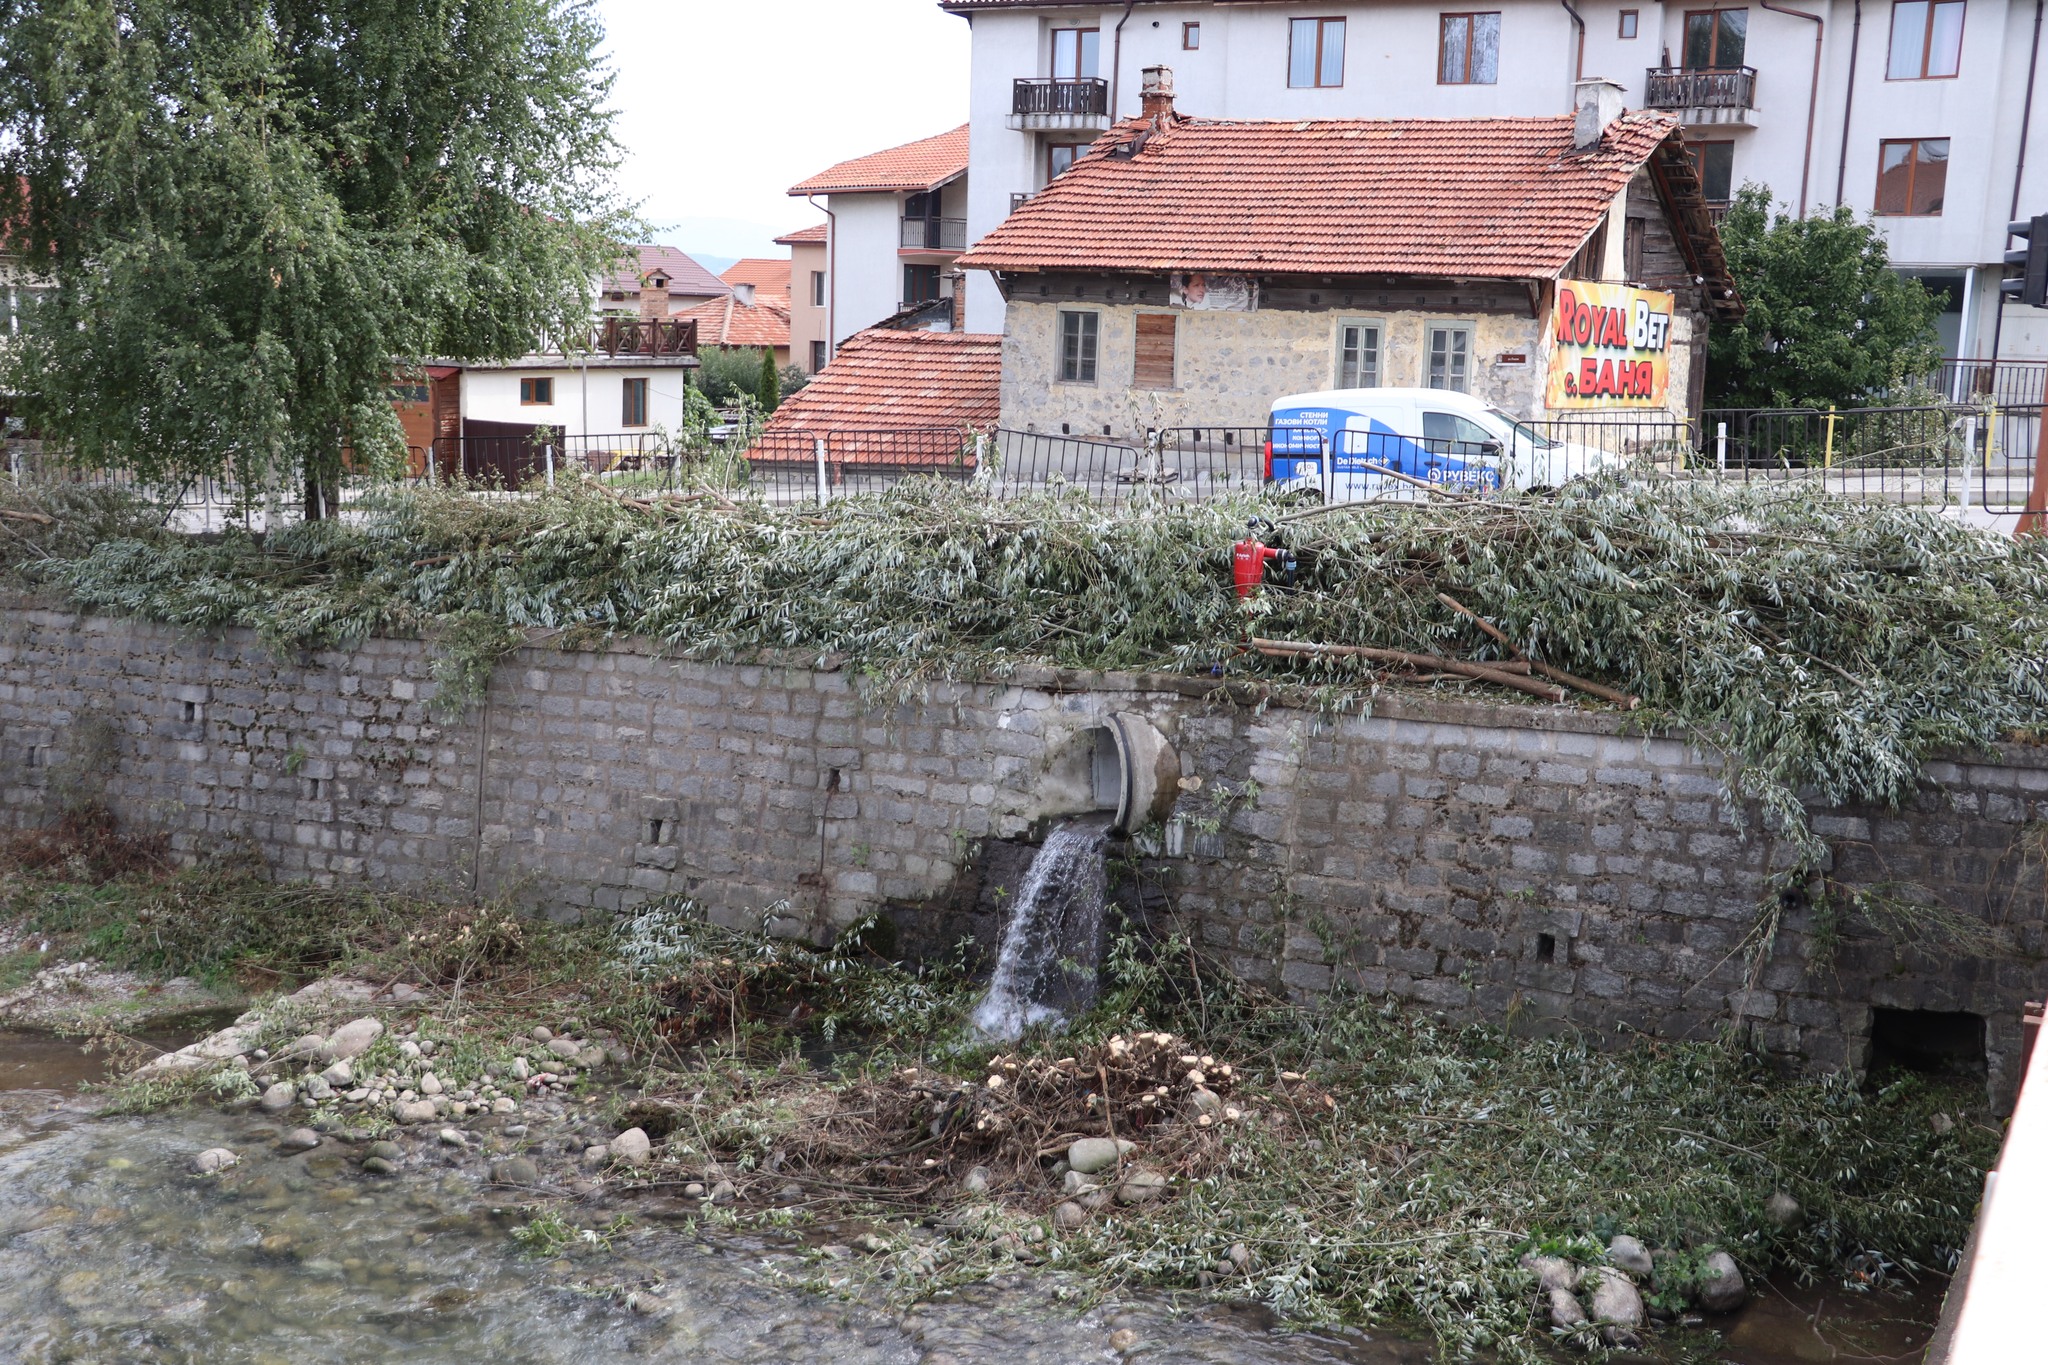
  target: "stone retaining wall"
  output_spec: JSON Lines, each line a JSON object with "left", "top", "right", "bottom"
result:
{"left": 3, "top": 600, "right": 2043, "bottom": 1103}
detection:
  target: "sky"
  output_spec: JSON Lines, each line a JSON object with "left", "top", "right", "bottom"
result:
{"left": 595, "top": 0, "right": 972, "bottom": 270}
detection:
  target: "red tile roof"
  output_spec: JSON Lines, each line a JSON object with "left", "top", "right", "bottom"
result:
{"left": 753, "top": 331, "right": 1000, "bottom": 464}
{"left": 720, "top": 257, "right": 793, "bottom": 299}
{"left": 603, "top": 245, "right": 730, "bottom": 299}
{"left": 788, "top": 126, "right": 970, "bottom": 196}
{"left": 776, "top": 223, "right": 828, "bottom": 246}
{"left": 677, "top": 294, "right": 793, "bottom": 351}
{"left": 959, "top": 112, "right": 1692, "bottom": 282}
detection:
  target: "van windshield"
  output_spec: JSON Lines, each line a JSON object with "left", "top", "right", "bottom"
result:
{"left": 1487, "top": 408, "right": 1559, "bottom": 449}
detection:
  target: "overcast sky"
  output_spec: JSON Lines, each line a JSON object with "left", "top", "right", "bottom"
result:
{"left": 595, "top": 0, "right": 971, "bottom": 268}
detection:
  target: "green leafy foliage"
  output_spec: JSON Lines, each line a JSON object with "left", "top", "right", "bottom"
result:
{"left": 0, "top": 0, "right": 634, "bottom": 501}
{"left": 10, "top": 475, "right": 2048, "bottom": 867}
{"left": 693, "top": 345, "right": 773, "bottom": 407}
{"left": 1707, "top": 185, "right": 1945, "bottom": 410}
{"left": 756, "top": 346, "right": 782, "bottom": 413}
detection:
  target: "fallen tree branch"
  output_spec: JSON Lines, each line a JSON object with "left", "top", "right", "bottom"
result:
{"left": 1250, "top": 637, "right": 1568, "bottom": 703}
{"left": 1435, "top": 592, "right": 1641, "bottom": 711}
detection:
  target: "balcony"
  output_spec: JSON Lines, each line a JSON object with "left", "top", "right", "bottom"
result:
{"left": 1010, "top": 191, "right": 1036, "bottom": 214}
{"left": 1645, "top": 66, "right": 1757, "bottom": 125}
{"left": 549, "top": 316, "right": 697, "bottom": 360}
{"left": 1008, "top": 77, "right": 1110, "bottom": 133}
{"left": 900, "top": 216, "right": 968, "bottom": 252}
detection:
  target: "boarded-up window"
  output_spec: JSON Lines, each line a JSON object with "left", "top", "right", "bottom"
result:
{"left": 1134, "top": 313, "right": 1177, "bottom": 389}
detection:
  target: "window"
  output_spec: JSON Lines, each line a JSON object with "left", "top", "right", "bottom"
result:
{"left": 810, "top": 270, "right": 826, "bottom": 308}
{"left": 1049, "top": 143, "right": 1086, "bottom": 178}
{"left": 1426, "top": 326, "right": 1472, "bottom": 392}
{"left": 1052, "top": 26, "right": 1100, "bottom": 79}
{"left": 621, "top": 377, "right": 648, "bottom": 427}
{"left": 1888, "top": 1, "right": 1964, "bottom": 79}
{"left": 1183, "top": 21, "right": 1201, "bottom": 49}
{"left": 1624, "top": 217, "right": 1648, "bottom": 282}
{"left": 904, "top": 264, "right": 942, "bottom": 304}
{"left": 1422, "top": 410, "right": 1497, "bottom": 456}
{"left": 1876, "top": 137, "right": 1949, "bottom": 216}
{"left": 1439, "top": 13, "right": 1501, "bottom": 84}
{"left": 520, "top": 377, "right": 553, "bottom": 405}
{"left": 1134, "top": 313, "right": 1177, "bottom": 389}
{"left": 1619, "top": 8, "right": 1639, "bottom": 37}
{"left": 1687, "top": 140, "right": 1736, "bottom": 202}
{"left": 809, "top": 339, "right": 829, "bottom": 372}
{"left": 1059, "top": 310, "right": 1099, "bottom": 383}
{"left": 1289, "top": 17, "right": 1346, "bottom": 87}
{"left": 1682, "top": 7, "right": 1748, "bottom": 67}
{"left": 1336, "top": 320, "right": 1382, "bottom": 388}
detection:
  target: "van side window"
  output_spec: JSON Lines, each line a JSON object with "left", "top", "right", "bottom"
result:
{"left": 1336, "top": 320, "right": 1381, "bottom": 387}
{"left": 1422, "top": 411, "right": 1495, "bottom": 452}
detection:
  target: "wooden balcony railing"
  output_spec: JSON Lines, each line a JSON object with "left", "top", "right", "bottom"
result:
{"left": 1645, "top": 66, "right": 1757, "bottom": 111}
{"left": 1012, "top": 77, "right": 1109, "bottom": 118}
{"left": 583, "top": 316, "right": 697, "bottom": 358}
{"left": 900, "top": 217, "right": 968, "bottom": 251}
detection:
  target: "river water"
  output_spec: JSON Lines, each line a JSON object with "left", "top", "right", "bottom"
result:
{"left": 0, "top": 1035, "right": 1944, "bottom": 1365}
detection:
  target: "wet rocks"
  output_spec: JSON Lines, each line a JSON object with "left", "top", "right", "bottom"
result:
{"left": 437, "top": 1128, "right": 467, "bottom": 1148}
{"left": 361, "top": 1156, "right": 398, "bottom": 1175}
{"left": 1698, "top": 1251, "right": 1746, "bottom": 1311}
{"left": 391, "top": 1100, "right": 438, "bottom": 1126}
{"left": 319, "top": 1059, "right": 354, "bottom": 1088}
{"left": 1765, "top": 1191, "right": 1802, "bottom": 1227}
{"left": 278, "top": 1129, "right": 321, "bottom": 1152}
{"left": 1606, "top": 1234, "right": 1652, "bottom": 1277}
{"left": 1053, "top": 1201, "right": 1087, "bottom": 1229}
{"left": 257, "top": 1082, "right": 296, "bottom": 1113}
{"left": 1066, "top": 1137, "right": 1134, "bottom": 1175}
{"left": 1549, "top": 1288, "right": 1588, "bottom": 1331}
{"left": 608, "top": 1127, "right": 651, "bottom": 1164}
{"left": 191, "top": 1147, "right": 238, "bottom": 1174}
{"left": 419, "top": 1073, "right": 443, "bottom": 1097}
{"left": 546, "top": 1038, "right": 581, "bottom": 1062}
{"left": 1521, "top": 1252, "right": 1577, "bottom": 1294}
{"left": 491, "top": 1156, "right": 539, "bottom": 1185}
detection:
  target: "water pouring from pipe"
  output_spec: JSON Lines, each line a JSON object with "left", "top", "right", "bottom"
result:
{"left": 969, "top": 814, "right": 1113, "bottom": 1042}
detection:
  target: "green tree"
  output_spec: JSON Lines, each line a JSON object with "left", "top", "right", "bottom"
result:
{"left": 756, "top": 346, "right": 781, "bottom": 413}
{"left": 1706, "top": 184, "right": 1944, "bottom": 410}
{"left": 692, "top": 345, "right": 764, "bottom": 407}
{"left": 0, "top": 0, "right": 632, "bottom": 514}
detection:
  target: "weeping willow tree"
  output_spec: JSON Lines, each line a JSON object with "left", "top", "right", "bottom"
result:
{"left": 0, "top": 0, "right": 633, "bottom": 515}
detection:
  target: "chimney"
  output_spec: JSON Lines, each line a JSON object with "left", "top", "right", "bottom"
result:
{"left": 733, "top": 281, "right": 756, "bottom": 307}
{"left": 947, "top": 270, "right": 967, "bottom": 331}
{"left": 1141, "top": 65, "right": 1175, "bottom": 121}
{"left": 639, "top": 269, "right": 671, "bottom": 320}
{"left": 1572, "top": 78, "right": 1628, "bottom": 150}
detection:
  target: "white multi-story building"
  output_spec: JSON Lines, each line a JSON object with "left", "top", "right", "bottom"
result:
{"left": 942, "top": 0, "right": 2048, "bottom": 368}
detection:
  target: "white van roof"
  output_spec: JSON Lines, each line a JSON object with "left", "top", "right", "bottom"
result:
{"left": 1272, "top": 386, "right": 1495, "bottom": 414}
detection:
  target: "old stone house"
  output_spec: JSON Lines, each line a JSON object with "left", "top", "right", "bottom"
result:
{"left": 957, "top": 69, "right": 1741, "bottom": 439}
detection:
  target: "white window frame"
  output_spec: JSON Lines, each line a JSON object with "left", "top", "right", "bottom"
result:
{"left": 1426, "top": 324, "right": 1474, "bottom": 393}
{"left": 1335, "top": 317, "right": 1385, "bottom": 389}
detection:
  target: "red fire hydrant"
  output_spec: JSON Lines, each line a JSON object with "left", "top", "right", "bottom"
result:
{"left": 1232, "top": 521, "right": 1295, "bottom": 600}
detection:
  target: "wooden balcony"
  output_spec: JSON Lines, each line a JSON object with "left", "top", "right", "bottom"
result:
{"left": 1008, "top": 77, "right": 1110, "bottom": 132}
{"left": 587, "top": 316, "right": 697, "bottom": 359}
{"left": 1645, "top": 66, "right": 1756, "bottom": 124}
{"left": 900, "top": 216, "right": 968, "bottom": 252}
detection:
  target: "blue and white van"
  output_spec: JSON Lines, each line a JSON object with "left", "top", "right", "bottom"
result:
{"left": 1266, "top": 388, "right": 1618, "bottom": 500}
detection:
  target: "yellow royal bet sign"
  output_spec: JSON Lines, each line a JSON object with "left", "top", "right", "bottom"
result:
{"left": 1546, "top": 280, "right": 1676, "bottom": 409}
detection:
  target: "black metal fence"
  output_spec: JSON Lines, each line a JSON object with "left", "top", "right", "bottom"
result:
{"left": 9, "top": 405, "right": 2045, "bottom": 523}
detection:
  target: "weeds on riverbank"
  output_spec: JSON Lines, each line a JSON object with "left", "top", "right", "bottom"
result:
{"left": 611, "top": 904, "right": 1996, "bottom": 1362}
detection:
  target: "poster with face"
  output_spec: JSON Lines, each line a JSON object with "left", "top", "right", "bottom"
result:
{"left": 1169, "top": 272, "right": 1257, "bottom": 311}
{"left": 1546, "top": 280, "right": 1676, "bottom": 409}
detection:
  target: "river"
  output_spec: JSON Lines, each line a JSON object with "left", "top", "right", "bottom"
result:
{"left": 0, "top": 1033, "right": 1943, "bottom": 1365}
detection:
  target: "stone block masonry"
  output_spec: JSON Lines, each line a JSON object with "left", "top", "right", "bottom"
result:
{"left": 3, "top": 598, "right": 2043, "bottom": 1105}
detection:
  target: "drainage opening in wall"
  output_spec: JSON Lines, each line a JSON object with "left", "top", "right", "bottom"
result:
{"left": 1048, "top": 714, "right": 1180, "bottom": 836}
{"left": 1867, "top": 1008, "right": 1986, "bottom": 1079}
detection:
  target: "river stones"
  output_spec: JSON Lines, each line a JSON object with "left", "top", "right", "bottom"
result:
{"left": 961, "top": 1165, "right": 991, "bottom": 1196}
{"left": 361, "top": 1156, "right": 398, "bottom": 1175}
{"left": 303, "top": 1076, "right": 333, "bottom": 1102}
{"left": 277, "top": 1129, "right": 321, "bottom": 1152}
{"left": 1698, "top": 1251, "right": 1746, "bottom": 1311}
{"left": 391, "top": 1099, "right": 437, "bottom": 1125}
{"left": 1116, "top": 1169, "right": 1167, "bottom": 1205}
{"left": 1066, "top": 1137, "right": 1134, "bottom": 1175}
{"left": 1606, "top": 1234, "right": 1653, "bottom": 1277}
{"left": 1521, "top": 1252, "right": 1577, "bottom": 1293}
{"left": 1587, "top": 1268, "right": 1644, "bottom": 1348}
{"left": 609, "top": 1127, "right": 652, "bottom": 1163}
{"left": 191, "top": 1147, "right": 239, "bottom": 1174}
{"left": 577, "top": 1045, "right": 606, "bottom": 1068}
{"left": 1053, "top": 1200, "right": 1087, "bottom": 1229}
{"left": 510, "top": 1056, "right": 530, "bottom": 1081}
{"left": 491, "top": 1156, "right": 540, "bottom": 1185}
{"left": 319, "top": 1059, "right": 353, "bottom": 1088}
{"left": 326, "top": 1018, "right": 383, "bottom": 1060}
{"left": 1549, "top": 1288, "right": 1589, "bottom": 1330}
{"left": 257, "top": 1082, "right": 295, "bottom": 1113}
{"left": 419, "top": 1073, "right": 443, "bottom": 1096}
{"left": 364, "top": 1140, "right": 402, "bottom": 1162}
{"left": 1765, "top": 1191, "right": 1803, "bottom": 1227}
{"left": 546, "top": 1037, "right": 581, "bottom": 1061}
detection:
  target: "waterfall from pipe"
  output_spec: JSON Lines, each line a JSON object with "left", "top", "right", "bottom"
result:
{"left": 969, "top": 815, "right": 1113, "bottom": 1042}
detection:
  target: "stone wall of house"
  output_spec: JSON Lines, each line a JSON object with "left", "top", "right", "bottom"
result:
{"left": 4, "top": 599, "right": 2043, "bottom": 1104}
{"left": 998, "top": 298, "right": 1552, "bottom": 439}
